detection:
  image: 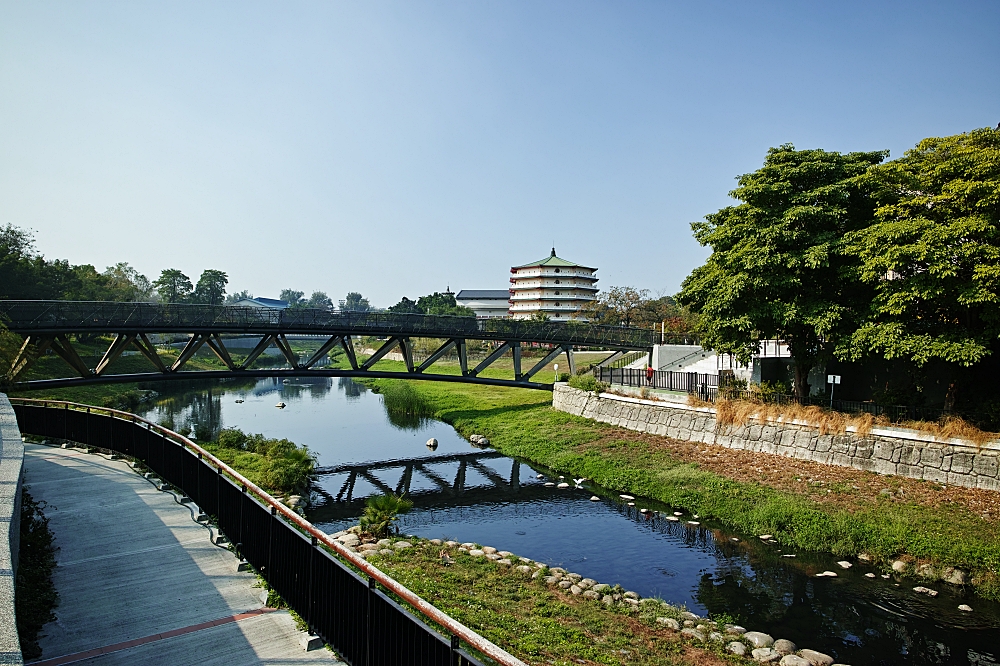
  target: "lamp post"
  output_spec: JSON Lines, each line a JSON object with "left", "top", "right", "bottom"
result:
{"left": 554, "top": 363, "right": 559, "bottom": 383}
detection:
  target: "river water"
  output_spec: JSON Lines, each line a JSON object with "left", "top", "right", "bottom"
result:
{"left": 143, "top": 376, "right": 1000, "bottom": 665}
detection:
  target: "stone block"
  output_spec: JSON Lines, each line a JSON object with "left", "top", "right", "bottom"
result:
{"left": 921, "top": 466, "right": 948, "bottom": 483}
{"left": 973, "top": 454, "right": 999, "bottom": 478}
{"left": 951, "top": 452, "right": 975, "bottom": 474}
{"left": 815, "top": 436, "right": 832, "bottom": 453}
{"left": 300, "top": 633, "right": 324, "bottom": 651}
{"left": 920, "top": 447, "right": 944, "bottom": 469}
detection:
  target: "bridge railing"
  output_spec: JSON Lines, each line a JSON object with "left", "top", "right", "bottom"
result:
{"left": 11, "top": 398, "right": 526, "bottom": 666}
{"left": 0, "top": 300, "right": 658, "bottom": 349}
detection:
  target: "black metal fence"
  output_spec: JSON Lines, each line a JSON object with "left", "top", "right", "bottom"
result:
{"left": 12, "top": 401, "right": 502, "bottom": 666}
{"left": 596, "top": 368, "right": 985, "bottom": 427}
{"left": 596, "top": 367, "right": 719, "bottom": 396}
{"left": 0, "top": 300, "right": 658, "bottom": 350}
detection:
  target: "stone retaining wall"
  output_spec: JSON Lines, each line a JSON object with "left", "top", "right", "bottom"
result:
{"left": 553, "top": 384, "right": 1000, "bottom": 491}
{"left": 0, "top": 394, "right": 24, "bottom": 664}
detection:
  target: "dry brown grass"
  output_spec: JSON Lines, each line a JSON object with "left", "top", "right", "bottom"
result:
{"left": 688, "top": 396, "right": 998, "bottom": 445}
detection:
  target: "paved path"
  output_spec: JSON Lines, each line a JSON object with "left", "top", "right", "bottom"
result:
{"left": 23, "top": 444, "right": 337, "bottom": 665}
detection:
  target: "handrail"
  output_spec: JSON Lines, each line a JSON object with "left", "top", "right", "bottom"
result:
{"left": 11, "top": 397, "right": 527, "bottom": 666}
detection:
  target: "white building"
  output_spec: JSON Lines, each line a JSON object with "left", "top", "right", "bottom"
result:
{"left": 455, "top": 290, "right": 510, "bottom": 319}
{"left": 508, "top": 249, "right": 598, "bottom": 321}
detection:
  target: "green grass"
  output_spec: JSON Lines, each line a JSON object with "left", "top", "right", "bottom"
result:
{"left": 355, "top": 359, "right": 1000, "bottom": 601}
{"left": 199, "top": 427, "right": 315, "bottom": 496}
{"left": 358, "top": 538, "right": 730, "bottom": 666}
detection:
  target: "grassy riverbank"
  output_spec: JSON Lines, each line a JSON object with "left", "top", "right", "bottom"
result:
{"left": 356, "top": 359, "right": 1000, "bottom": 601}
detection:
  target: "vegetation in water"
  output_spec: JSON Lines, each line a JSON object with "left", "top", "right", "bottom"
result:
{"left": 16, "top": 489, "right": 59, "bottom": 661}
{"left": 359, "top": 493, "right": 413, "bottom": 538}
{"left": 377, "top": 380, "right": 434, "bottom": 417}
{"left": 201, "top": 427, "right": 315, "bottom": 495}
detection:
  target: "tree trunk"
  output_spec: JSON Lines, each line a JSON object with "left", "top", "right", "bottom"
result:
{"left": 793, "top": 359, "right": 811, "bottom": 401}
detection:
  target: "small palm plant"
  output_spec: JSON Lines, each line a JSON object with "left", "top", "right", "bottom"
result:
{"left": 359, "top": 493, "right": 414, "bottom": 538}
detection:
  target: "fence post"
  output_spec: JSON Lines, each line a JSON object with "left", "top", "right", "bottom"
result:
{"left": 366, "top": 575, "right": 376, "bottom": 666}
{"left": 451, "top": 634, "right": 460, "bottom": 666}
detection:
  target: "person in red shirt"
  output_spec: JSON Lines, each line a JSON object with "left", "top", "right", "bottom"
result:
{"left": 646, "top": 364, "right": 654, "bottom": 385}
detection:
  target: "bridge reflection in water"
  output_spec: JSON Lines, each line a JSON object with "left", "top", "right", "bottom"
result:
{"left": 309, "top": 450, "right": 555, "bottom": 522}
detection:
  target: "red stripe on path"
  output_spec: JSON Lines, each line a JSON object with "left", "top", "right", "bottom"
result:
{"left": 27, "top": 608, "right": 277, "bottom": 666}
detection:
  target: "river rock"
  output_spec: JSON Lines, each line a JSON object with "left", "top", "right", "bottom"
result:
{"left": 485, "top": 553, "right": 501, "bottom": 561}
{"left": 666, "top": 516, "right": 679, "bottom": 521}
{"left": 620, "top": 494, "right": 635, "bottom": 500}
{"left": 338, "top": 533, "right": 360, "bottom": 545}
{"left": 497, "top": 558, "right": 512, "bottom": 566}
{"left": 942, "top": 567, "right": 966, "bottom": 585}
{"left": 429, "top": 538, "right": 442, "bottom": 546}
{"left": 602, "top": 595, "right": 614, "bottom": 605}
{"left": 709, "top": 631, "right": 725, "bottom": 642}
{"left": 798, "top": 649, "right": 834, "bottom": 666}
{"left": 725, "top": 624, "right": 747, "bottom": 635}
{"left": 444, "top": 540, "right": 459, "bottom": 547}
{"left": 498, "top": 550, "right": 513, "bottom": 557}
{"left": 891, "top": 559, "right": 908, "bottom": 573}
{"left": 590, "top": 496, "right": 601, "bottom": 501}
{"left": 683, "top": 620, "right": 694, "bottom": 628}
{"left": 482, "top": 546, "right": 498, "bottom": 554}
{"left": 779, "top": 656, "right": 811, "bottom": 666}
{"left": 558, "top": 580, "right": 572, "bottom": 589}
{"left": 836, "top": 561, "right": 852, "bottom": 569}
{"left": 865, "top": 573, "right": 876, "bottom": 578}
{"left": 858, "top": 553, "right": 873, "bottom": 562}
{"left": 743, "top": 632, "right": 775, "bottom": 648}
{"left": 727, "top": 642, "right": 747, "bottom": 656}
{"left": 358, "top": 543, "right": 379, "bottom": 552}
{"left": 623, "top": 590, "right": 639, "bottom": 600}
{"left": 393, "top": 541, "right": 412, "bottom": 549}
{"left": 549, "top": 567, "right": 566, "bottom": 574}
{"left": 583, "top": 590, "right": 600, "bottom": 599}
{"left": 656, "top": 617, "right": 680, "bottom": 630}
{"left": 751, "top": 647, "right": 781, "bottom": 663}
{"left": 570, "top": 585, "right": 582, "bottom": 595}
{"left": 680, "top": 627, "right": 705, "bottom": 641}
{"left": 913, "top": 586, "right": 938, "bottom": 597}
{"left": 680, "top": 611, "right": 700, "bottom": 620}
{"left": 461, "top": 542, "right": 476, "bottom": 549}
{"left": 773, "top": 639, "right": 797, "bottom": 655}
{"left": 378, "top": 549, "right": 393, "bottom": 556}
{"left": 557, "top": 482, "right": 570, "bottom": 488}
{"left": 515, "top": 565, "right": 533, "bottom": 576}
{"left": 544, "top": 482, "right": 555, "bottom": 487}
{"left": 566, "top": 573, "right": 582, "bottom": 581}
{"left": 426, "top": 438, "right": 438, "bottom": 449}
{"left": 623, "top": 598, "right": 639, "bottom": 607}
{"left": 581, "top": 578, "right": 596, "bottom": 587}
{"left": 469, "top": 549, "right": 485, "bottom": 557}
{"left": 959, "top": 604, "right": 973, "bottom": 612}
{"left": 361, "top": 551, "right": 378, "bottom": 560}
{"left": 544, "top": 576, "right": 561, "bottom": 584}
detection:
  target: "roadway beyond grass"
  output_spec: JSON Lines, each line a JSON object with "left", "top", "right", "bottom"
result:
{"left": 356, "top": 358, "right": 1000, "bottom": 603}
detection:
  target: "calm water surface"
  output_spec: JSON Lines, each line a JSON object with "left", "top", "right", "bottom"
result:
{"left": 144, "top": 377, "right": 1000, "bottom": 665}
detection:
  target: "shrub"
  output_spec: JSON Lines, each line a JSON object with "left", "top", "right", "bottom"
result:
{"left": 360, "top": 494, "right": 413, "bottom": 538}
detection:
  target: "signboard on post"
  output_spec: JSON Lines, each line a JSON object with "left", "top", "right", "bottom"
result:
{"left": 827, "top": 374, "right": 841, "bottom": 407}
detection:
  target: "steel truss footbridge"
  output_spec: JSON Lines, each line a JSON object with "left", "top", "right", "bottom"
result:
{"left": 1, "top": 300, "right": 656, "bottom": 390}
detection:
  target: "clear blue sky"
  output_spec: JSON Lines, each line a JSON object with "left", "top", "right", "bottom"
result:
{"left": 2, "top": 1, "right": 997, "bottom": 306}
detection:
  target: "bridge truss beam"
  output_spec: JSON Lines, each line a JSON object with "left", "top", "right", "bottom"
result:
{"left": 6, "top": 329, "right": 583, "bottom": 390}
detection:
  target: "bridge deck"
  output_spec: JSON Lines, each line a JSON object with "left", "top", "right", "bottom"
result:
{"left": 23, "top": 443, "right": 337, "bottom": 665}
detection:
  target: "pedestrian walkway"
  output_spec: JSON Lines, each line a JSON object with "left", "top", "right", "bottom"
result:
{"left": 23, "top": 444, "right": 337, "bottom": 665}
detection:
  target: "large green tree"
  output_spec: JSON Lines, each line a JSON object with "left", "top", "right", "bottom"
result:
{"left": 153, "top": 269, "right": 193, "bottom": 303}
{"left": 192, "top": 269, "right": 229, "bottom": 305}
{"left": 844, "top": 127, "right": 1000, "bottom": 409}
{"left": 678, "top": 145, "right": 886, "bottom": 398}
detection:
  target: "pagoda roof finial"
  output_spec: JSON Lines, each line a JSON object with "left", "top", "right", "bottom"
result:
{"left": 550, "top": 247, "right": 556, "bottom": 257}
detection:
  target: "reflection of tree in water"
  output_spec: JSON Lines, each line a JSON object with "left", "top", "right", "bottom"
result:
{"left": 338, "top": 377, "right": 367, "bottom": 400}
{"left": 189, "top": 390, "right": 223, "bottom": 441}
{"left": 277, "top": 377, "right": 333, "bottom": 401}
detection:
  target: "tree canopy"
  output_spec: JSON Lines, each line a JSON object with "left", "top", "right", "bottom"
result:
{"left": 191, "top": 269, "right": 229, "bottom": 305}
{"left": 340, "top": 292, "right": 371, "bottom": 312}
{"left": 844, "top": 128, "right": 1000, "bottom": 407}
{"left": 678, "top": 145, "right": 887, "bottom": 397}
{"left": 387, "top": 292, "right": 474, "bottom": 317}
{"left": 153, "top": 269, "right": 193, "bottom": 303}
